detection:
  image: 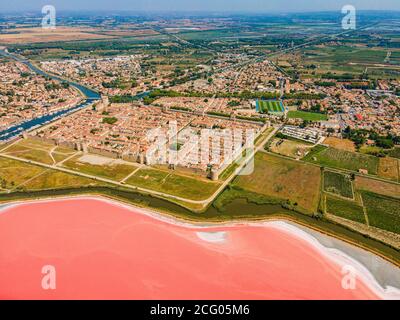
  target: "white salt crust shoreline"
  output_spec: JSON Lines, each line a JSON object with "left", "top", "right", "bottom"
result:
{"left": 1, "top": 195, "right": 399, "bottom": 300}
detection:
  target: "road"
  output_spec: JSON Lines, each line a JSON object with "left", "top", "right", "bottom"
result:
{"left": 213, "top": 22, "right": 378, "bottom": 75}
{"left": 0, "top": 126, "right": 278, "bottom": 208}
{"left": 202, "top": 126, "right": 279, "bottom": 205}
{"left": 0, "top": 152, "right": 212, "bottom": 205}
{"left": 0, "top": 22, "right": 379, "bottom": 207}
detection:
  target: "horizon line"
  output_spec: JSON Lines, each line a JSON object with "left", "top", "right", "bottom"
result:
{"left": 1, "top": 9, "right": 400, "bottom": 15}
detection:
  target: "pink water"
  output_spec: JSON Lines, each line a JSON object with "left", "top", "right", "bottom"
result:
{"left": 0, "top": 197, "right": 380, "bottom": 299}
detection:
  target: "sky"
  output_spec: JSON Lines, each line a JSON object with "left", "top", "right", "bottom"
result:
{"left": 1, "top": 0, "right": 400, "bottom": 13}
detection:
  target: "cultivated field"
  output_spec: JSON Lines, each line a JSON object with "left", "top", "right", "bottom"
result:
{"left": 304, "top": 147, "right": 379, "bottom": 175}
{"left": 323, "top": 137, "right": 356, "bottom": 152}
{"left": 323, "top": 170, "right": 354, "bottom": 199}
{"left": 95, "top": 29, "right": 159, "bottom": 37}
{"left": 233, "top": 152, "right": 321, "bottom": 213}
{"left": 326, "top": 196, "right": 366, "bottom": 224}
{"left": 302, "top": 45, "right": 400, "bottom": 80}
{"left": 355, "top": 176, "right": 400, "bottom": 199}
{"left": 378, "top": 157, "right": 399, "bottom": 182}
{"left": 362, "top": 191, "right": 400, "bottom": 234}
{"left": 0, "top": 27, "right": 115, "bottom": 44}
{"left": 359, "top": 145, "right": 384, "bottom": 156}
{"left": 389, "top": 147, "right": 400, "bottom": 159}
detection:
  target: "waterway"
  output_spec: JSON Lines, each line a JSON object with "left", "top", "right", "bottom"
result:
{"left": 0, "top": 49, "right": 101, "bottom": 141}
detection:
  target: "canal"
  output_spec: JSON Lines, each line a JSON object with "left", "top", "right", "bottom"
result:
{"left": 0, "top": 49, "right": 101, "bottom": 141}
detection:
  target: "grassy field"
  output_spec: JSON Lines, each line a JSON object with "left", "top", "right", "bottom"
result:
{"left": 304, "top": 46, "right": 388, "bottom": 65}
{"left": 63, "top": 155, "right": 137, "bottom": 181}
{"left": 302, "top": 144, "right": 327, "bottom": 160}
{"left": 269, "top": 138, "right": 313, "bottom": 159}
{"left": 362, "top": 191, "right": 400, "bottom": 234}
{"left": 219, "top": 161, "right": 239, "bottom": 181}
{"left": 23, "top": 170, "right": 104, "bottom": 190}
{"left": 2, "top": 139, "right": 220, "bottom": 201}
{"left": 126, "top": 168, "right": 221, "bottom": 201}
{"left": 233, "top": 152, "right": 321, "bottom": 214}
{"left": 2, "top": 144, "right": 55, "bottom": 165}
{"left": 1, "top": 139, "right": 76, "bottom": 165}
{"left": 326, "top": 196, "right": 366, "bottom": 224}
{"left": 0, "top": 156, "right": 104, "bottom": 191}
{"left": 304, "top": 147, "right": 379, "bottom": 175}
{"left": 219, "top": 127, "right": 273, "bottom": 180}
{"left": 0, "top": 149, "right": 217, "bottom": 202}
{"left": 323, "top": 171, "right": 354, "bottom": 199}
{"left": 287, "top": 111, "right": 328, "bottom": 121}
{"left": 0, "top": 157, "right": 45, "bottom": 190}
{"left": 360, "top": 145, "right": 384, "bottom": 156}
{"left": 213, "top": 185, "right": 283, "bottom": 212}
{"left": 258, "top": 100, "right": 284, "bottom": 113}
{"left": 389, "top": 147, "right": 400, "bottom": 159}
{"left": 378, "top": 157, "right": 399, "bottom": 182}
{"left": 53, "top": 152, "right": 71, "bottom": 164}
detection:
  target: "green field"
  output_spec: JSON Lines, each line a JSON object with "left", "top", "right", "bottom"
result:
{"left": 23, "top": 169, "right": 104, "bottom": 190}
{"left": 233, "top": 152, "right": 321, "bottom": 214}
{"left": 258, "top": 100, "right": 284, "bottom": 114}
{"left": 389, "top": 147, "right": 400, "bottom": 159}
{"left": 3, "top": 144, "right": 55, "bottom": 165}
{"left": 326, "top": 196, "right": 366, "bottom": 224}
{"left": 362, "top": 192, "right": 400, "bottom": 234}
{"left": 0, "top": 156, "right": 104, "bottom": 191}
{"left": 287, "top": 111, "right": 328, "bottom": 121}
{"left": 1, "top": 139, "right": 76, "bottom": 165}
{"left": 323, "top": 171, "right": 354, "bottom": 199}
{"left": 302, "top": 144, "right": 327, "bottom": 161}
{"left": 126, "top": 168, "right": 221, "bottom": 201}
{"left": 63, "top": 156, "right": 137, "bottom": 181}
{"left": 0, "top": 157, "right": 45, "bottom": 190}
{"left": 359, "top": 145, "right": 384, "bottom": 156}
{"left": 304, "top": 147, "right": 379, "bottom": 175}
{"left": 301, "top": 45, "right": 400, "bottom": 80}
